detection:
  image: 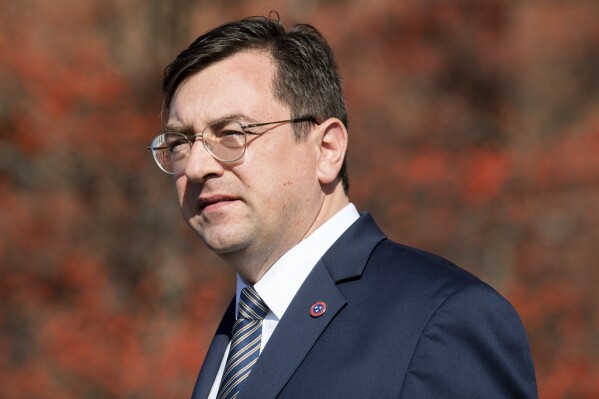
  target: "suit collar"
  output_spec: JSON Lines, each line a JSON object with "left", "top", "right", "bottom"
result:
{"left": 322, "top": 212, "right": 387, "bottom": 282}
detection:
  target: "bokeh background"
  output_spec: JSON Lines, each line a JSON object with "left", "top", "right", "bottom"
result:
{"left": 1, "top": 1, "right": 598, "bottom": 398}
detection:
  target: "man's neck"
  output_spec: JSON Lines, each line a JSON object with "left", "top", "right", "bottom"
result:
{"left": 224, "top": 186, "right": 349, "bottom": 284}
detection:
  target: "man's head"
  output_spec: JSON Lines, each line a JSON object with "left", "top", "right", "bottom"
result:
{"left": 162, "top": 15, "right": 349, "bottom": 192}
{"left": 158, "top": 16, "right": 350, "bottom": 282}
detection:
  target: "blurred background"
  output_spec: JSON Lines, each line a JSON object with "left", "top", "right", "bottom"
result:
{"left": 1, "top": 0, "right": 598, "bottom": 398}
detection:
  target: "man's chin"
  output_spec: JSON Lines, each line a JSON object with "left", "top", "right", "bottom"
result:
{"left": 198, "top": 232, "right": 247, "bottom": 254}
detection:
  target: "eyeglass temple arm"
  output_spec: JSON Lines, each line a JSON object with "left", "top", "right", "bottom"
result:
{"left": 242, "top": 115, "right": 318, "bottom": 130}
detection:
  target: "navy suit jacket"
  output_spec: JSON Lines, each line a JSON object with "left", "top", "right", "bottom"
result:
{"left": 191, "top": 213, "right": 538, "bottom": 398}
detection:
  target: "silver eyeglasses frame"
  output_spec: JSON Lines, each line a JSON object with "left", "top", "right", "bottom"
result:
{"left": 147, "top": 115, "right": 317, "bottom": 174}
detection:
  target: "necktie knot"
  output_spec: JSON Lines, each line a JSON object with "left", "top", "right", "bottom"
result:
{"left": 238, "top": 286, "right": 268, "bottom": 321}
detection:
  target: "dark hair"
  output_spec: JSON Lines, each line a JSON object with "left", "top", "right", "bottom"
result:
{"left": 162, "top": 15, "right": 349, "bottom": 193}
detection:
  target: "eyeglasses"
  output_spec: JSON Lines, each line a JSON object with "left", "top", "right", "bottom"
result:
{"left": 147, "top": 116, "right": 317, "bottom": 174}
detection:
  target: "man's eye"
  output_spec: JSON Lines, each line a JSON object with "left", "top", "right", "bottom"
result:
{"left": 216, "top": 129, "right": 244, "bottom": 138}
{"left": 167, "top": 139, "right": 189, "bottom": 152}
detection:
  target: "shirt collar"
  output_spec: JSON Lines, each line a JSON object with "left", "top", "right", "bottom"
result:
{"left": 236, "top": 203, "right": 359, "bottom": 320}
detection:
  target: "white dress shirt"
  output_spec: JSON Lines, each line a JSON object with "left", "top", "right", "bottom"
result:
{"left": 208, "top": 203, "right": 360, "bottom": 398}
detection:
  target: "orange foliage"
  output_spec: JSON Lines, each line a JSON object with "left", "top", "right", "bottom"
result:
{"left": 1, "top": 1, "right": 598, "bottom": 397}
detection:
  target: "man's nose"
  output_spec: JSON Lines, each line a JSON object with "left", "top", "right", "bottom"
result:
{"left": 184, "top": 140, "right": 224, "bottom": 182}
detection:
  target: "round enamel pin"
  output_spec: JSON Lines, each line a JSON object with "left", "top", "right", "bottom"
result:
{"left": 309, "top": 301, "right": 327, "bottom": 317}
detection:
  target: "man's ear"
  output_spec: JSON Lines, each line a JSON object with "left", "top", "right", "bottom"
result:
{"left": 314, "top": 118, "right": 348, "bottom": 185}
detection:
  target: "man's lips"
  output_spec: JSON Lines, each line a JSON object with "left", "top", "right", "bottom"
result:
{"left": 198, "top": 195, "right": 239, "bottom": 211}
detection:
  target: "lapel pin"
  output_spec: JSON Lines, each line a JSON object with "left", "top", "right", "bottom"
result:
{"left": 309, "top": 301, "right": 327, "bottom": 318}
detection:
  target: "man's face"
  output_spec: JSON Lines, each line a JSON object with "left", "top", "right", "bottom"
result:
{"left": 166, "top": 50, "right": 324, "bottom": 280}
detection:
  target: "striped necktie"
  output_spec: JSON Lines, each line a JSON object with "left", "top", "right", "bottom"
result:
{"left": 217, "top": 286, "right": 269, "bottom": 399}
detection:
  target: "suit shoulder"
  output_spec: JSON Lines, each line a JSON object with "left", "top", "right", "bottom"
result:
{"left": 368, "top": 238, "right": 484, "bottom": 289}
{"left": 402, "top": 280, "right": 538, "bottom": 398}
{"left": 357, "top": 238, "right": 523, "bottom": 323}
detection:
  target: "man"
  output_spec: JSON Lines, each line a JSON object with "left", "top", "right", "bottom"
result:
{"left": 148, "top": 15, "right": 538, "bottom": 398}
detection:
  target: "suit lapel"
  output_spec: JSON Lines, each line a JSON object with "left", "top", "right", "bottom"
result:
{"left": 238, "top": 213, "right": 386, "bottom": 398}
{"left": 191, "top": 299, "right": 235, "bottom": 399}
{"left": 238, "top": 261, "right": 345, "bottom": 399}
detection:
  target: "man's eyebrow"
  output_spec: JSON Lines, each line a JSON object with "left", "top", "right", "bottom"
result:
{"left": 162, "top": 113, "right": 257, "bottom": 134}
{"left": 161, "top": 124, "right": 192, "bottom": 134}
{"left": 212, "top": 113, "right": 256, "bottom": 124}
